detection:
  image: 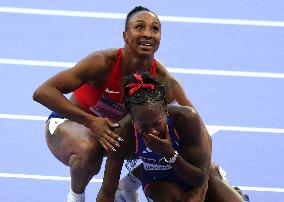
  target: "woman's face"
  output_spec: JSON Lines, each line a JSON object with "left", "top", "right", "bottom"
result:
{"left": 124, "top": 11, "right": 161, "bottom": 57}
{"left": 131, "top": 102, "right": 167, "bottom": 138}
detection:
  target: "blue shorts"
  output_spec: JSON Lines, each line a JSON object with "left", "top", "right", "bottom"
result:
{"left": 46, "top": 112, "right": 67, "bottom": 135}
{"left": 142, "top": 170, "right": 192, "bottom": 193}
{"left": 47, "top": 111, "right": 65, "bottom": 121}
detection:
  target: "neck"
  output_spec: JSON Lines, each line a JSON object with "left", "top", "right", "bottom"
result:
{"left": 121, "top": 48, "right": 154, "bottom": 76}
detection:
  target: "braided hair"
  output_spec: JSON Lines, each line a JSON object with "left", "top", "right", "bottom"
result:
{"left": 123, "top": 72, "right": 167, "bottom": 170}
{"left": 124, "top": 72, "right": 167, "bottom": 113}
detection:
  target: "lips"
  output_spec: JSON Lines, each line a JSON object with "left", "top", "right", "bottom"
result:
{"left": 138, "top": 40, "right": 154, "bottom": 48}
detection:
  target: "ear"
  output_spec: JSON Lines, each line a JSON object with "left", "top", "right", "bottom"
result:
{"left": 123, "top": 31, "right": 128, "bottom": 44}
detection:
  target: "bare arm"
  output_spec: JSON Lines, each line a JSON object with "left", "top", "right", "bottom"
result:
{"left": 33, "top": 49, "right": 121, "bottom": 150}
{"left": 142, "top": 106, "right": 210, "bottom": 187}
{"left": 156, "top": 61, "right": 209, "bottom": 132}
{"left": 171, "top": 106, "right": 210, "bottom": 187}
{"left": 156, "top": 61, "right": 194, "bottom": 107}
{"left": 97, "top": 118, "right": 135, "bottom": 201}
{"left": 97, "top": 151, "right": 125, "bottom": 202}
{"left": 33, "top": 51, "right": 109, "bottom": 125}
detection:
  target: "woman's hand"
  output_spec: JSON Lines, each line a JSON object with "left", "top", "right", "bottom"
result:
{"left": 141, "top": 132, "right": 175, "bottom": 158}
{"left": 87, "top": 117, "right": 123, "bottom": 152}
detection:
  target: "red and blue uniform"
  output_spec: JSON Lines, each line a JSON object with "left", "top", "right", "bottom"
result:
{"left": 48, "top": 48, "right": 157, "bottom": 121}
{"left": 135, "top": 116, "right": 192, "bottom": 192}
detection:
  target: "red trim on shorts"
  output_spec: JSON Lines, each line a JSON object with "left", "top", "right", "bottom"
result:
{"left": 143, "top": 183, "right": 150, "bottom": 193}
{"left": 134, "top": 127, "right": 139, "bottom": 154}
{"left": 174, "top": 128, "right": 180, "bottom": 140}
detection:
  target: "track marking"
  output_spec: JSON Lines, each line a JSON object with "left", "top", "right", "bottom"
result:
{"left": 0, "top": 114, "right": 46, "bottom": 121}
{"left": 1, "top": 6, "right": 284, "bottom": 27}
{"left": 1, "top": 172, "right": 283, "bottom": 192}
{"left": 238, "top": 186, "right": 284, "bottom": 193}
{"left": 0, "top": 58, "right": 74, "bottom": 68}
{"left": 1, "top": 113, "right": 283, "bottom": 134}
{"left": 1, "top": 58, "right": 284, "bottom": 78}
{"left": 0, "top": 172, "right": 102, "bottom": 183}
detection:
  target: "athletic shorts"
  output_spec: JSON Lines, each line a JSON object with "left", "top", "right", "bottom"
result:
{"left": 46, "top": 111, "right": 67, "bottom": 135}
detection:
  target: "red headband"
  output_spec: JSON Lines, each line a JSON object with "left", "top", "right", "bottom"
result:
{"left": 126, "top": 74, "right": 155, "bottom": 96}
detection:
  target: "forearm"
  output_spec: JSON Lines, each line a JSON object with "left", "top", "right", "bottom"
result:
{"left": 97, "top": 189, "right": 116, "bottom": 202}
{"left": 97, "top": 150, "right": 126, "bottom": 201}
{"left": 169, "top": 153, "right": 205, "bottom": 187}
{"left": 33, "top": 86, "right": 93, "bottom": 126}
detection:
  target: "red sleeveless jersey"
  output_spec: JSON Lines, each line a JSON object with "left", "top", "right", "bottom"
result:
{"left": 74, "top": 48, "right": 157, "bottom": 122}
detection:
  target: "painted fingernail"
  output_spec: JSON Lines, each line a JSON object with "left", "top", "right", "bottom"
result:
{"left": 118, "top": 137, "right": 124, "bottom": 142}
{"left": 113, "top": 123, "right": 120, "bottom": 127}
{"left": 111, "top": 147, "right": 116, "bottom": 152}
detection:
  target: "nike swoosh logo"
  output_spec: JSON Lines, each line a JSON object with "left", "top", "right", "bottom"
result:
{"left": 105, "top": 87, "right": 120, "bottom": 94}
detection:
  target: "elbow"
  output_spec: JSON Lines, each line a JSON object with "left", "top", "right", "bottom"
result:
{"left": 32, "top": 86, "right": 45, "bottom": 103}
{"left": 191, "top": 169, "right": 205, "bottom": 188}
{"left": 196, "top": 171, "right": 206, "bottom": 187}
{"left": 32, "top": 88, "right": 41, "bottom": 102}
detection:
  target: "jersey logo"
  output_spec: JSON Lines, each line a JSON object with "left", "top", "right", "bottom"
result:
{"left": 105, "top": 87, "right": 120, "bottom": 94}
{"left": 142, "top": 147, "right": 152, "bottom": 154}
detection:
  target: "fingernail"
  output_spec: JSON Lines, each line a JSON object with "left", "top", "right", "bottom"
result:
{"left": 113, "top": 123, "right": 120, "bottom": 127}
{"left": 118, "top": 137, "right": 124, "bottom": 142}
{"left": 111, "top": 147, "right": 117, "bottom": 152}
{"left": 115, "top": 142, "right": 120, "bottom": 147}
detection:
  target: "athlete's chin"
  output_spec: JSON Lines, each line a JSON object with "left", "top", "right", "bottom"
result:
{"left": 137, "top": 47, "right": 158, "bottom": 57}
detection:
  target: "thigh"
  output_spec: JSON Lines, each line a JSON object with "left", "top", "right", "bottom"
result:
{"left": 145, "top": 181, "right": 184, "bottom": 202}
{"left": 45, "top": 119, "right": 103, "bottom": 165}
{"left": 205, "top": 163, "right": 243, "bottom": 202}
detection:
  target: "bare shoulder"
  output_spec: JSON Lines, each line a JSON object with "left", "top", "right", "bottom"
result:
{"left": 155, "top": 60, "right": 179, "bottom": 91}
{"left": 168, "top": 105, "right": 197, "bottom": 123}
{"left": 155, "top": 60, "right": 169, "bottom": 79}
{"left": 75, "top": 48, "right": 119, "bottom": 85}
{"left": 82, "top": 48, "right": 118, "bottom": 70}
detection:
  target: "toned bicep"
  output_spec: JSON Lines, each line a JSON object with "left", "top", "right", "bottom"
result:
{"left": 43, "top": 52, "right": 110, "bottom": 94}
{"left": 181, "top": 141, "right": 208, "bottom": 172}
{"left": 156, "top": 61, "right": 193, "bottom": 107}
{"left": 166, "top": 76, "right": 194, "bottom": 107}
{"left": 42, "top": 68, "right": 85, "bottom": 94}
{"left": 176, "top": 108, "right": 210, "bottom": 173}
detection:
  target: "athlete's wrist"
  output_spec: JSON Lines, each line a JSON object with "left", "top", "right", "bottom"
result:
{"left": 81, "top": 113, "right": 98, "bottom": 128}
{"left": 164, "top": 150, "right": 178, "bottom": 164}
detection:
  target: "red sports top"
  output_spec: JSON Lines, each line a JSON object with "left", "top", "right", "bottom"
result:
{"left": 74, "top": 48, "right": 157, "bottom": 122}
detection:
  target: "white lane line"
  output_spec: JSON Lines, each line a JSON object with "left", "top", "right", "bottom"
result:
{"left": 1, "top": 113, "right": 283, "bottom": 134}
{"left": 169, "top": 68, "right": 284, "bottom": 78}
{"left": 238, "top": 186, "right": 284, "bottom": 193}
{"left": 1, "top": 6, "right": 284, "bottom": 27}
{"left": 1, "top": 58, "right": 284, "bottom": 78}
{"left": 1, "top": 172, "right": 283, "bottom": 192}
{"left": 0, "top": 173, "right": 102, "bottom": 183}
{"left": 0, "top": 58, "right": 74, "bottom": 68}
{"left": 207, "top": 125, "right": 284, "bottom": 134}
{"left": 0, "top": 114, "right": 46, "bottom": 121}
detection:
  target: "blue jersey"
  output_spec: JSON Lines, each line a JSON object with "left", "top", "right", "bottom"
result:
{"left": 135, "top": 116, "right": 192, "bottom": 192}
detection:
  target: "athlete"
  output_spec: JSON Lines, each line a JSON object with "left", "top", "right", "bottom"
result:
{"left": 97, "top": 73, "right": 249, "bottom": 202}
{"left": 33, "top": 6, "right": 195, "bottom": 202}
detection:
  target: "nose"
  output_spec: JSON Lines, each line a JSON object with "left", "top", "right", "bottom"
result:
{"left": 143, "top": 28, "right": 153, "bottom": 38}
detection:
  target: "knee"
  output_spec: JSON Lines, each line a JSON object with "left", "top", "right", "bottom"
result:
{"left": 70, "top": 142, "right": 103, "bottom": 175}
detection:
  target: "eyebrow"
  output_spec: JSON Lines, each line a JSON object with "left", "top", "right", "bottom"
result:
{"left": 133, "top": 20, "right": 160, "bottom": 26}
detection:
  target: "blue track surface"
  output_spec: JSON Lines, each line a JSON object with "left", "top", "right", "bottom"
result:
{"left": 1, "top": 1, "right": 284, "bottom": 201}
